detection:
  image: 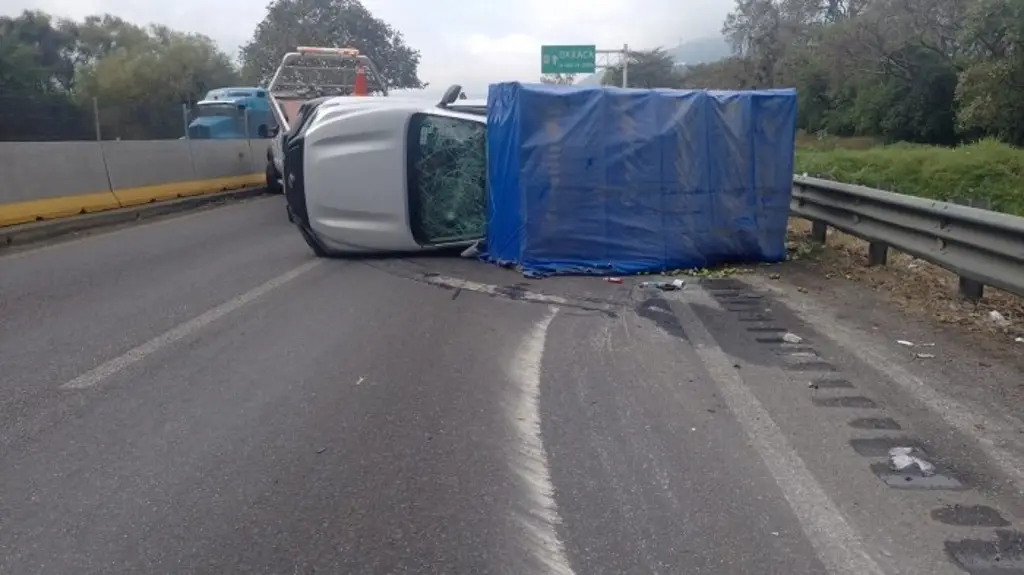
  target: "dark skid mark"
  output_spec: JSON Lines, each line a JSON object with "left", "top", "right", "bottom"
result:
{"left": 496, "top": 283, "right": 530, "bottom": 301}
{"left": 782, "top": 360, "right": 838, "bottom": 372}
{"left": 687, "top": 302, "right": 774, "bottom": 367}
{"left": 755, "top": 335, "right": 791, "bottom": 343}
{"left": 746, "top": 326, "right": 788, "bottom": 333}
{"left": 725, "top": 306, "right": 765, "bottom": 313}
{"left": 812, "top": 396, "right": 878, "bottom": 408}
{"left": 850, "top": 417, "right": 902, "bottom": 430}
{"left": 635, "top": 297, "right": 688, "bottom": 340}
{"left": 399, "top": 269, "right": 620, "bottom": 317}
{"left": 870, "top": 462, "right": 966, "bottom": 490}
{"left": 718, "top": 296, "right": 764, "bottom": 304}
{"left": 775, "top": 345, "right": 818, "bottom": 354}
{"left": 451, "top": 288, "right": 462, "bottom": 300}
{"left": 811, "top": 377, "right": 855, "bottom": 389}
{"left": 738, "top": 314, "right": 774, "bottom": 322}
{"left": 849, "top": 437, "right": 926, "bottom": 457}
{"left": 946, "top": 530, "right": 1024, "bottom": 574}
{"left": 933, "top": 504, "right": 1010, "bottom": 527}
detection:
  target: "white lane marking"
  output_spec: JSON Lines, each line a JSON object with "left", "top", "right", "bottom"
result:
{"left": 673, "top": 287, "right": 887, "bottom": 575}
{"left": 508, "top": 306, "right": 576, "bottom": 575}
{"left": 748, "top": 276, "right": 1024, "bottom": 494}
{"left": 424, "top": 274, "right": 570, "bottom": 305}
{"left": 61, "top": 260, "right": 321, "bottom": 390}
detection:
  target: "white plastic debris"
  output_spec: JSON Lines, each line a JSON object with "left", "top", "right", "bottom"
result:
{"left": 460, "top": 241, "right": 481, "bottom": 259}
{"left": 671, "top": 279, "right": 685, "bottom": 288}
{"left": 896, "top": 340, "right": 914, "bottom": 347}
{"left": 1016, "top": 337, "right": 1024, "bottom": 344}
{"left": 915, "top": 353, "right": 936, "bottom": 359}
{"left": 782, "top": 333, "right": 803, "bottom": 344}
{"left": 889, "top": 447, "right": 936, "bottom": 476}
{"left": 989, "top": 310, "right": 1011, "bottom": 328}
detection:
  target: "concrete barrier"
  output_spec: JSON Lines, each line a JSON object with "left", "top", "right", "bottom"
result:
{"left": 0, "top": 139, "right": 268, "bottom": 227}
{"left": 0, "top": 142, "right": 120, "bottom": 226}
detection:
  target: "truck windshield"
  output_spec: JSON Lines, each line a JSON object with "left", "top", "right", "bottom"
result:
{"left": 196, "top": 104, "right": 242, "bottom": 118}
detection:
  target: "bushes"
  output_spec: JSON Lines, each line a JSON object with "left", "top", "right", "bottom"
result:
{"left": 795, "top": 139, "right": 1024, "bottom": 216}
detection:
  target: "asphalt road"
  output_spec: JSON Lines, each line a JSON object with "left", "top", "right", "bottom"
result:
{"left": 1, "top": 196, "right": 1021, "bottom": 574}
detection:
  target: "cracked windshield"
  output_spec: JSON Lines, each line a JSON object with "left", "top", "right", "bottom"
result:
{"left": 1, "top": 0, "right": 1023, "bottom": 572}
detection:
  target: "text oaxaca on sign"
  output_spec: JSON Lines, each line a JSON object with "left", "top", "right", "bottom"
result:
{"left": 541, "top": 45, "right": 597, "bottom": 74}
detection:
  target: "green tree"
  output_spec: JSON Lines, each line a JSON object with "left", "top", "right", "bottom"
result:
{"left": 954, "top": 0, "right": 1024, "bottom": 145}
{"left": 540, "top": 73, "right": 575, "bottom": 85}
{"left": 0, "top": 11, "right": 91, "bottom": 140}
{"left": 67, "top": 15, "right": 152, "bottom": 67}
{"left": 240, "top": 0, "right": 423, "bottom": 92}
{"left": 75, "top": 27, "right": 240, "bottom": 139}
{"left": 602, "top": 48, "right": 682, "bottom": 88}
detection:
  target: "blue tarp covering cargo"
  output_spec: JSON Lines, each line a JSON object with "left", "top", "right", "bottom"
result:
{"left": 484, "top": 82, "right": 797, "bottom": 277}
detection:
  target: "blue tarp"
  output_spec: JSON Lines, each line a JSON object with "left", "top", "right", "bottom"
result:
{"left": 483, "top": 82, "right": 797, "bottom": 277}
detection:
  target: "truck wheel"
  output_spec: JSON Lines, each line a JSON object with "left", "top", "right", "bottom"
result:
{"left": 265, "top": 162, "right": 284, "bottom": 194}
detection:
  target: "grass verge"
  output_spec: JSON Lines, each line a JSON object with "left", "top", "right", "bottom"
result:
{"left": 794, "top": 138, "right": 1024, "bottom": 216}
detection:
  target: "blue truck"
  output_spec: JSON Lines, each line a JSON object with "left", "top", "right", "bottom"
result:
{"left": 187, "top": 87, "right": 277, "bottom": 139}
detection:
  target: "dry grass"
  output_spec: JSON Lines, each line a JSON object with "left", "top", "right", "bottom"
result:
{"left": 794, "top": 133, "right": 881, "bottom": 151}
{"left": 786, "top": 219, "right": 1024, "bottom": 341}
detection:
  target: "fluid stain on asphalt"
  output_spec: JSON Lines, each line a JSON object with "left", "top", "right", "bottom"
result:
{"left": 932, "top": 504, "right": 1010, "bottom": 527}
{"left": 869, "top": 461, "right": 966, "bottom": 490}
{"left": 635, "top": 297, "right": 688, "bottom": 340}
{"left": 946, "top": 530, "right": 1024, "bottom": 573}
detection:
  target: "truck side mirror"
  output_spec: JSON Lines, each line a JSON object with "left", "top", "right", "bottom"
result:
{"left": 258, "top": 124, "right": 269, "bottom": 138}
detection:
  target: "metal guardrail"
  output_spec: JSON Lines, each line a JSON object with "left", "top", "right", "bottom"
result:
{"left": 790, "top": 176, "right": 1024, "bottom": 300}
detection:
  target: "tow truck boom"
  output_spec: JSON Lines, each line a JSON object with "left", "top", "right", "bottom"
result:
{"left": 267, "top": 46, "right": 387, "bottom": 131}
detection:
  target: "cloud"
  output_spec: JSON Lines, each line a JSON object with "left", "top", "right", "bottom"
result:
{"left": 4, "top": 0, "right": 733, "bottom": 97}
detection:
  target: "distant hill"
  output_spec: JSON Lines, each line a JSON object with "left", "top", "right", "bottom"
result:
{"left": 577, "top": 36, "right": 731, "bottom": 86}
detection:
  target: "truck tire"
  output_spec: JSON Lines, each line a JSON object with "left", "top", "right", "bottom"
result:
{"left": 265, "top": 161, "right": 283, "bottom": 194}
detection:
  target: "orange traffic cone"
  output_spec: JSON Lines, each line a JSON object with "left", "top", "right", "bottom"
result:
{"left": 353, "top": 65, "right": 368, "bottom": 96}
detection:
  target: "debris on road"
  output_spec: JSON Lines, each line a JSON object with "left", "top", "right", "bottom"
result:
{"left": 460, "top": 241, "right": 481, "bottom": 259}
{"left": 1016, "top": 337, "right": 1024, "bottom": 344}
{"left": 988, "top": 310, "right": 1011, "bottom": 328}
{"left": 915, "top": 353, "right": 936, "bottom": 359}
{"left": 889, "top": 446, "right": 936, "bottom": 476}
{"left": 639, "top": 279, "right": 685, "bottom": 291}
{"left": 604, "top": 277, "right": 623, "bottom": 284}
{"left": 896, "top": 340, "right": 914, "bottom": 347}
{"left": 782, "top": 332, "right": 803, "bottom": 344}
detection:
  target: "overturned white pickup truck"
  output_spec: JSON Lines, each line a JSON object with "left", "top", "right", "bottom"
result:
{"left": 284, "top": 86, "right": 487, "bottom": 256}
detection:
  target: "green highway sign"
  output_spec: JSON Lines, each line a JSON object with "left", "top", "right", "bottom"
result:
{"left": 541, "top": 45, "right": 596, "bottom": 74}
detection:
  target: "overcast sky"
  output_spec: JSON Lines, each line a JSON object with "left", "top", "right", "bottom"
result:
{"left": 3, "top": 0, "right": 733, "bottom": 97}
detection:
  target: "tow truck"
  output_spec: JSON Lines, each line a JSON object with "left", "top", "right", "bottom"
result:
{"left": 263, "top": 46, "right": 388, "bottom": 193}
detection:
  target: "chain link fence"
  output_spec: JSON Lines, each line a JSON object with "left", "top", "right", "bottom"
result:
{"left": 0, "top": 95, "right": 271, "bottom": 142}
{"left": 0, "top": 94, "right": 98, "bottom": 142}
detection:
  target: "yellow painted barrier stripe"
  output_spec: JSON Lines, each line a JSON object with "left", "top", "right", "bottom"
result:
{"left": 0, "top": 191, "right": 121, "bottom": 228}
{"left": 0, "top": 173, "right": 264, "bottom": 229}
{"left": 112, "top": 173, "right": 263, "bottom": 207}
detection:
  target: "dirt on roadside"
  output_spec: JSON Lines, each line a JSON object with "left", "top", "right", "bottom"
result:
{"left": 772, "top": 219, "right": 1024, "bottom": 370}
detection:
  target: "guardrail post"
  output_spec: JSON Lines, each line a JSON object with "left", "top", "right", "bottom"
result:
{"left": 867, "top": 242, "right": 888, "bottom": 266}
{"left": 958, "top": 277, "right": 984, "bottom": 301}
{"left": 810, "top": 221, "right": 828, "bottom": 244}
